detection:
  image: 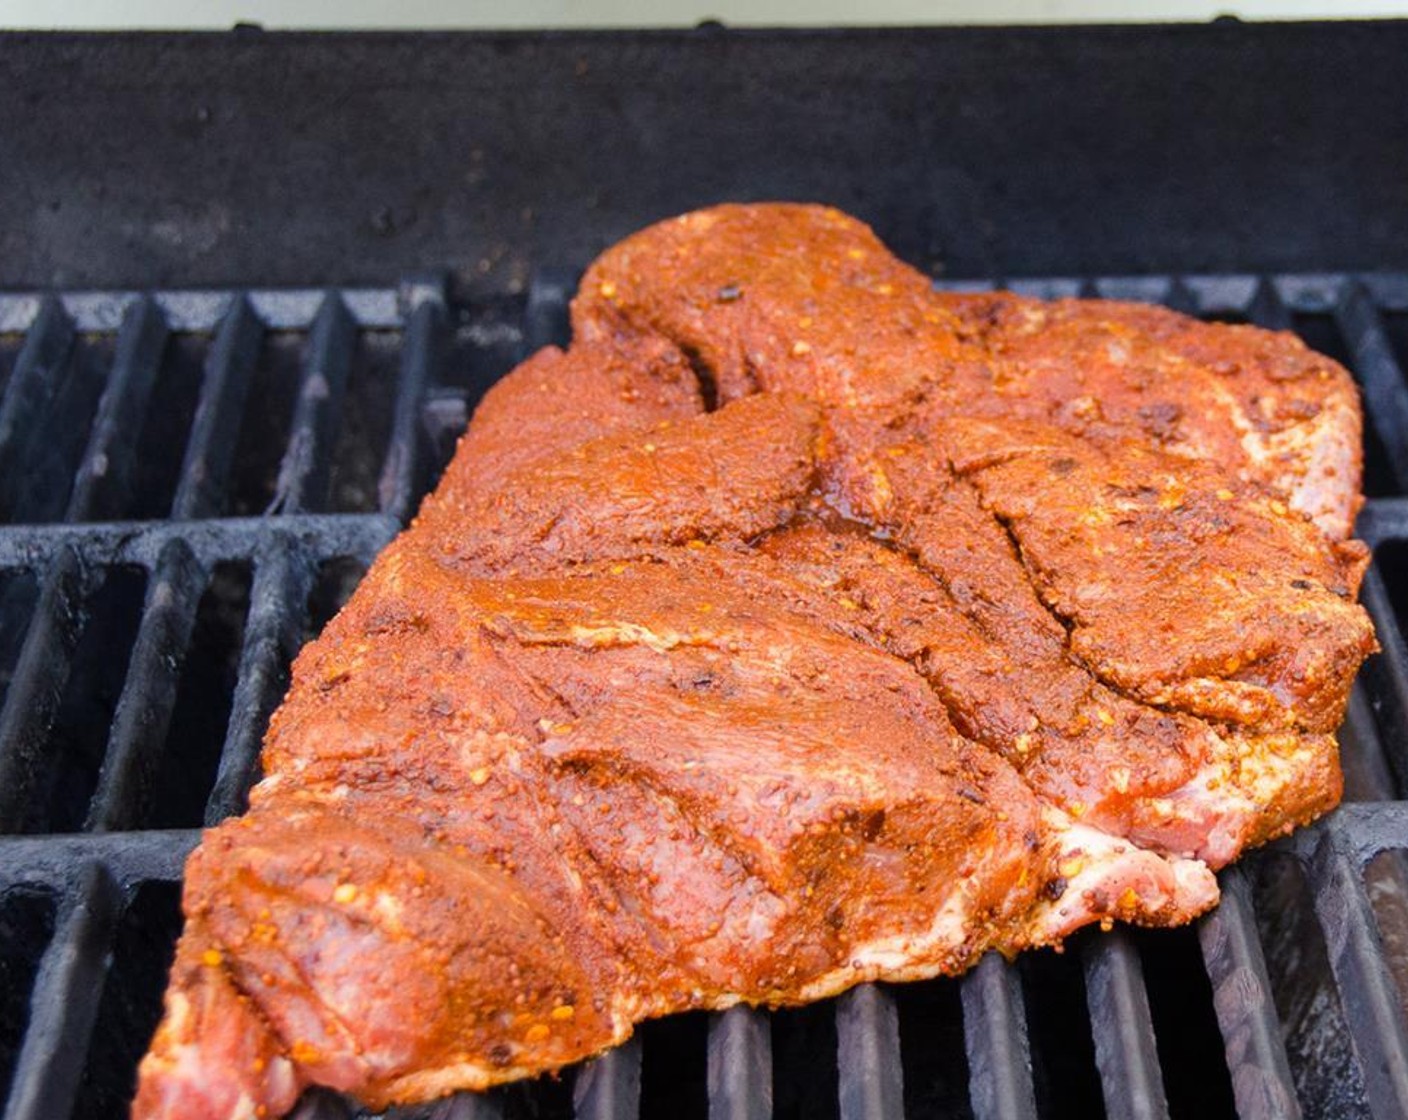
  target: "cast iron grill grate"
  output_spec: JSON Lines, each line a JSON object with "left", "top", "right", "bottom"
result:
{"left": 0, "top": 271, "right": 1406, "bottom": 1120}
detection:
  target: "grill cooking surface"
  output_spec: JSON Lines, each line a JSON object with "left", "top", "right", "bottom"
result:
{"left": 1, "top": 271, "right": 1407, "bottom": 1120}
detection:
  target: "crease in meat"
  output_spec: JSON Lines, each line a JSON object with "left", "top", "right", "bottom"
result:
{"left": 134, "top": 202, "right": 1376, "bottom": 1120}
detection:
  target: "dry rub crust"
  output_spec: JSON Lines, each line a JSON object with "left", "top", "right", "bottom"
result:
{"left": 134, "top": 204, "right": 1376, "bottom": 1120}
{"left": 935, "top": 292, "right": 1366, "bottom": 540}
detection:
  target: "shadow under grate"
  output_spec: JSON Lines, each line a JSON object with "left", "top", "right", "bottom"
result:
{"left": 0, "top": 889, "right": 55, "bottom": 1107}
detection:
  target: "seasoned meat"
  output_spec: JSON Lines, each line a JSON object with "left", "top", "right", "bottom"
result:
{"left": 134, "top": 204, "right": 1375, "bottom": 1120}
{"left": 576, "top": 203, "right": 1363, "bottom": 538}
{"left": 940, "top": 416, "right": 1370, "bottom": 733}
{"left": 939, "top": 293, "right": 1366, "bottom": 539}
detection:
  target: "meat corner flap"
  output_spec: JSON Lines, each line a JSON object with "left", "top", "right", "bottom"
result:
{"left": 132, "top": 203, "right": 1378, "bottom": 1120}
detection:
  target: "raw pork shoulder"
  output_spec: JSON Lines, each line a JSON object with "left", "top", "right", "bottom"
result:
{"left": 134, "top": 205, "right": 1376, "bottom": 1120}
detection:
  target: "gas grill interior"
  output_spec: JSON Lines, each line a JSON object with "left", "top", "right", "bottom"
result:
{"left": 1, "top": 269, "right": 1407, "bottom": 1120}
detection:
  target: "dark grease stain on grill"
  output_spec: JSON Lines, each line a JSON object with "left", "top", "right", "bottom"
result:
{"left": 0, "top": 270, "right": 1405, "bottom": 1120}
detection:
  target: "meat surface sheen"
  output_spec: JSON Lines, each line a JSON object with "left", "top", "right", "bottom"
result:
{"left": 134, "top": 204, "right": 1376, "bottom": 1119}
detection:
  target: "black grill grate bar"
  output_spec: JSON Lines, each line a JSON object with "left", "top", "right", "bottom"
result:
{"left": 835, "top": 984, "right": 904, "bottom": 1120}
{"left": 1362, "top": 273, "right": 1408, "bottom": 313}
{"left": 0, "top": 297, "right": 76, "bottom": 521}
{"left": 269, "top": 293, "right": 357, "bottom": 516}
{"left": 0, "top": 548, "right": 88, "bottom": 832}
{"left": 0, "top": 513, "right": 398, "bottom": 571}
{"left": 65, "top": 296, "right": 169, "bottom": 523}
{"left": 1341, "top": 682, "right": 1402, "bottom": 802}
{"left": 707, "top": 1005, "right": 772, "bottom": 1120}
{"left": 1306, "top": 802, "right": 1408, "bottom": 865}
{"left": 1357, "top": 496, "right": 1408, "bottom": 546}
{"left": 1196, "top": 864, "right": 1303, "bottom": 1120}
{"left": 524, "top": 270, "right": 574, "bottom": 355}
{"left": 1085, "top": 274, "right": 1191, "bottom": 310}
{"left": 1243, "top": 274, "right": 1342, "bottom": 315}
{"left": 11, "top": 338, "right": 109, "bottom": 526}
{"left": 204, "top": 533, "right": 315, "bottom": 824}
{"left": 1088, "top": 276, "right": 1178, "bottom": 305}
{"left": 0, "top": 863, "right": 120, "bottom": 1120}
{"left": 378, "top": 281, "right": 446, "bottom": 521}
{"left": 991, "top": 278, "right": 1069, "bottom": 299}
{"left": 290, "top": 1088, "right": 352, "bottom": 1119}
{"left": 170, "top": 294, "right": 263, "bottom": 521}
{"left": 1304, "top": 825, "right": 1408, "bottom": 1118}
{"left": 938, "top": 270, "right": 1351, "bottom": 316}
{"left": 876, "top": 270, "right": 1408, "bottom": 315}
{"left": 573, "top": 1035, "right": 641, "bottom": 1120}
{"left": 1082, "top": 929, "right": 1171, "bottom": 1120}
{"left": 959, "top": 952, "right": 1038, "bottom": 1120}
{"left": 1065, "top": 271, "right": 1179, "bottom": 1120}
{"left": 0, "top": 290, "right": 405, "bottom": 335}
{"left": 385, "top": 1091, "right": 504, "bottom": 1119}
{"left": 1357, "top": 568, "right": 1408, "bottom": 794}
{"left": 0, "top": 829, "right": 196, "bottom": 891}
{"left": 84, "top": 539, "right": 207, "bottom": 832}
{"left": 1184, "top": 275, "right": 1260, "bottom": 320}
{"left": 940, "top": 277, "right": 1004, "bottom": 295}
{"left": 1335, "top": 282, "right": 1408, "bottom": 492}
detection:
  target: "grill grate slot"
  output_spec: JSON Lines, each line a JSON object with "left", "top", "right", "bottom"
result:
{"left": 1246, "top": 277, "right": 1292, "bottom": 332}
{"left": 773, "top": 1001, "right": 841, "bottom": 1119}
{"left": 289, "top": 1090, "right": 352, "bottom": 1119}
{"left": 1141, "top": 927, "right": 1238, "bottom": 1116}
{"left": 640, "top": 1014, "right": 710, "bottom": 1119}
{"left": 0, "top": 272, "right": 1407, "bottom": 1118}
